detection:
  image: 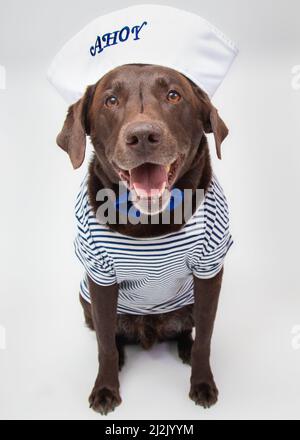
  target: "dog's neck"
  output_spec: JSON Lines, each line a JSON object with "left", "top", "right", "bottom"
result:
{"left": 87, "top": 136, "right": 212, "bottom": 238}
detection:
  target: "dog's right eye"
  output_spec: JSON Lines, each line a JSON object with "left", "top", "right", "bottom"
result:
{"left": 105, "top": 96, "right": 119, "bottom": 107}
{"left": 167, "top": 90, "right": 181, "bottom": 103}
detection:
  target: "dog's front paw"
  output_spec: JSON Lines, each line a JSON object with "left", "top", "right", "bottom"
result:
{"left": 89, "top": 386, "right": 121, "bottom": 415}
{"left": 189, "top": 381, "right": 218, "bottom": 408}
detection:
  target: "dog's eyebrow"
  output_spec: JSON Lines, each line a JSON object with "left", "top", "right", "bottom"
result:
{"left": 109, "top": 80, "right": 124, "bottom": 92}
{"left": 155, "top": 77, "right": 169, "bottom": 88}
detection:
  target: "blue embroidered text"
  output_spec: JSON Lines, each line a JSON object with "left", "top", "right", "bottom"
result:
{"left": 90, "top": 21, "right": 148, "bottom": 56}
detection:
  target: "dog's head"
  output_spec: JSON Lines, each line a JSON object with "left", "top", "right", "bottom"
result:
{"left": 57, "top": 64, "right": 228, "bottom": 213}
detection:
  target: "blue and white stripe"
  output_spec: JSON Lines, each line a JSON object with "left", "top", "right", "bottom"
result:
{"left": 74, "top": 175, "right": 233, "bottom": 315}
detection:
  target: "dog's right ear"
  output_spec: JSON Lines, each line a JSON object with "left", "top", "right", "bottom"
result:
{"left": 56, "top": 85, "right": 96, "bottom": 169}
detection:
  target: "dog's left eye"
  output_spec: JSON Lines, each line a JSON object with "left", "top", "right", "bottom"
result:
{"left": 167, "top": 90, "right": 181, "bottom": 103}
{"left": 105, "top": 95, "right": 119, "bottom": 107}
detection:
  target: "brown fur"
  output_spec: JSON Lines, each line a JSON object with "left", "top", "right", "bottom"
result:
{"left": 80, "top": 294, "right": 194, "bottom": 350}
{"left": 57, "top": 64, "right": 229, "bottom": 414}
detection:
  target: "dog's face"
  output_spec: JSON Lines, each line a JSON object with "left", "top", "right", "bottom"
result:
{"left": 57, "top": 64, "right": 228, "bottom": 213}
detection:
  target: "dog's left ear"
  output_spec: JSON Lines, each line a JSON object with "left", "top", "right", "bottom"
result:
{"left": 193, "top": 85, "right": 229, "bottom": 159}
{"left": 56, "top": 84, "right": 96, "bottom": 169}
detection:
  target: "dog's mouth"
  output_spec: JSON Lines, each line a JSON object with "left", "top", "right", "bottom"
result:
{"left": 116, "top": 155, "right": 184, "bottom": 200}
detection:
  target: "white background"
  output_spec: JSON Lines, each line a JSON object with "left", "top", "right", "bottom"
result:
{"left": 0, "top": 0, "right": 300, "bottom": 420}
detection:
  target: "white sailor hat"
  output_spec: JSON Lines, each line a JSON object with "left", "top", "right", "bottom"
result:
{"left": 47, "top": 4, "right": 238, "bottom": 103}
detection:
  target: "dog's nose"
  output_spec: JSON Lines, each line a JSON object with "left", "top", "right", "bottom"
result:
{"left": 125, "top": 122, "right": 162, "bottom": 149}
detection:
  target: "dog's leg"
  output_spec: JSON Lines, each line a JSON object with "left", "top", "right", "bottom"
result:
{"left": 189, "top": 268, "right": 223, "bottom": 408}
{"left": 177, "top": 330, "right": 194, "bottom": 365}
{"left": 87, "top": 276, "right": 121, "bottom": 415}
{"left": 79, "top": 294, "right": 125, "bottom": 370}
{"left": 116, "top": 335, "right": 126, "bottom": 370}
{"left": 79, "top": 294, "right": 94, "bottom": 330}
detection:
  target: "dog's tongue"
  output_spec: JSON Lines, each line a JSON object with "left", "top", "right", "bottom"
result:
{"left": 130, "top": 163, "right": 167, "bottom": 198}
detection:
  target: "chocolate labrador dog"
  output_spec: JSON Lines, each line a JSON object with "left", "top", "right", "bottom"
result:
{"left": 57, "top": 64, "right": 229, "bottom": 414}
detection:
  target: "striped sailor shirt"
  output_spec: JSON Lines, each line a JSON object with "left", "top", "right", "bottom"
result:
{"left": 75, "top": 175, "right": 233, "bottom": 315}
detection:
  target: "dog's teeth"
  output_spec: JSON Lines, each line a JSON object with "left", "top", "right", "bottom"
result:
{"left": 165, "top": 165, "right": 171, "bottom": 172}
